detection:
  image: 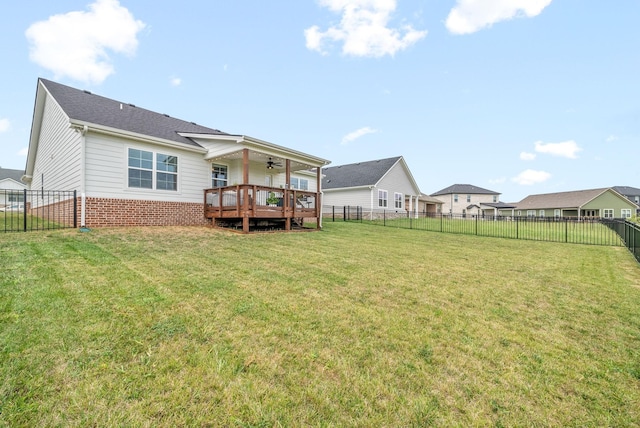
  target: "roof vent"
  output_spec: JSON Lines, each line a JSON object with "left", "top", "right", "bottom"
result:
{"left": 191, "top": 122, "right": 197, "bottom": 125}
{"left": 128, "top": 103, "right": 135, "bottom": 107}
{"left": 83, "top": 90, "right": 92, "bottom": 95}
{"left": 163, "top": 114, "right": 170, "bottom": 117}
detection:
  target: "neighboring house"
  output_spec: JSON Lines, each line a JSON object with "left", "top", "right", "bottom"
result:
{"left": 431, "top": 184, "right": 501, "bottom": 216}
{"left": 24, "top": 78, "right": 330, "bottom": 232}
{"left": 321, "top": 156, "right": 425, "bottom": 218}
{"left": 0, "top": 168, "right": 27, "bottom": 207}
{"left": 612, "top": 186, "right": 640, "bottom": 215}
{"left": 515, "top": 188, "right": 636, "bottom": 219}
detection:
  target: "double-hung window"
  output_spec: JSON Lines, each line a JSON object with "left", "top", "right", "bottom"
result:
{"left": 128, "top": 149, "right": 154, "bottom": 189}
{"left": 212, "top": 164, "right": 228, "bottom": 187}
{"left": 394, "top": 192, "right": 403, "bottom": 209}
{"left": 156, "top": 154, "right": 178, "bottom": 190}
{"left": 554, "top": 209, "right": 561, "bottom": 218}
{"left": 466, "top": 195, "right": 471, "bottom": 203}
{"left": 621, "top": 209, "right": 632, "bottom": 219}
{"left": 603, "top": 209, "right": 614, "bottom": 218}
{"left": 290, "top": 177, "right": 309, "bottom": 190}
{"left": 378, "top": 190, "right": 388, "bottom": 208}
{"left": 128, "top": 148, "right": 178, "bottom": 191}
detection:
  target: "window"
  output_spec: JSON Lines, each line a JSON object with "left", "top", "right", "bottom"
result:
{"left": 453, "top": 194, "right": 458, "bottom": 203}
{"left": 554, "top": 209, "right": 561, "bottom": 218}
{"left": 128, "top": 148, "right": 178, "bottom": 191}
{"left": 8, "top": 191, "right": 24, "bottom": 202}
{"left": 493, "top": 195, "right": 498, "bottom": 203}
{"left": 290, "top": 177, "right": 309, "bottom": 190}
{"left": 539, "top": 210, "right": 545, "bottom": 217}
{"left": 635, "top": 196, "right": 639, "bottom": 204}
{"left": 212, "top": 164, "right": 228, "bottom": 187}
{"left": 527, "top": 210, "right": 536, "bottom": 217}
{"left": 378, "top": 190, "right": 388, "bottom": 208}
{"left": 466, "top": 195, "right": 471, "bottom": 203}
{"left": 621, "top": 209, "right": 632, "bottom": 219}
{"left": 603, "top": 209, "right": 614, "bottom": 218}
{"left": 394, "top": 192, "right": 403, "bottom": 209}
{"left": 128, "top": 148, "right": 153, "bottom": 189}
{"left": 156, "top": 154, "right": 178, "bottom": 191}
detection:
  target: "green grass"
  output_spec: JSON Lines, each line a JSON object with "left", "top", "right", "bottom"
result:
{"left": 1, "top": 222, "right": 639, "bottom": 426}
{"left": 1, "top": 212, "right": 71, "bottom": 232}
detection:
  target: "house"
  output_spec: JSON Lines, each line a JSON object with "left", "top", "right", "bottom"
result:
{"left": 515, "top": 188, "right": 637, "bottom": 219}
{"left": 612, "top": 186, "right": 640, "bottom": 215}
{"left": 0, "top": 167, "right": 27, "bottom": 207}
{"left": 321, "top": 156, "right": 427, "bottom": 218}
{"left": 431, "top": 184, "right": 501, "bottom": 217}
{"left": 24, "top": 78, "right": 330, "bottom": 232}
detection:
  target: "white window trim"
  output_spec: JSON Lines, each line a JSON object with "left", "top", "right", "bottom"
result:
{"left": 394, "top": 192, "right": 403, "bottom": 209}
{"left": 126, "top": 147, "right": 180, "bottom": 193}
{"left": 603, "top": 208, "right": 614, "bottom": 218}
{"left": 378, "top": 189, "right": 388, "bottom": 208}
{"left": 621, "top": 209, "right": 632, "bottom": 219}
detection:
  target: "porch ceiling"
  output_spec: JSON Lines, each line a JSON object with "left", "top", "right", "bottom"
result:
{"left": 206, "top": 149, "right": 318, "bottom": 172}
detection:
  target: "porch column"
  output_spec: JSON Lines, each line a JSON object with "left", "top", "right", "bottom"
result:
{"left": 242, "top": 148, "right": 249, "bottom": 233}
{"left": 285, "top": 159, "right": 291, "bottom": 231}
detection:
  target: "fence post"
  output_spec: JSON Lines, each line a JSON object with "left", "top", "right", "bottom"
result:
{"left": 475, "top": 214, "right": 478, "bottom": 235}
{"left": 23, "top": 188, "right": 27, "bottom": 232}
{"left": 565, "top": 218, "right": 568, "bottom": 243}
{"left": 73, "top": 190, "right": 78, "bottom": 228}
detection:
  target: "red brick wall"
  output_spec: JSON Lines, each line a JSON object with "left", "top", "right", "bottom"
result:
{"left": 84, "top": 197, "right": 210, "bottom": 227}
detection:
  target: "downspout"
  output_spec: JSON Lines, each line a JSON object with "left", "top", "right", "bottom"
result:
{"left": 80, "top": 125, "right": 88, "bottom": 227}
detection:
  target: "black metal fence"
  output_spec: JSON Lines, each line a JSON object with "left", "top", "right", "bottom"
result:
{"left": 603, "top": 219, "right": 640, "bottom": 263}
{"left": 324, "top": 207, "right": 627, "bottom": 247}
{"left": 1, "top": 189, "right": 77, "bottom": 233}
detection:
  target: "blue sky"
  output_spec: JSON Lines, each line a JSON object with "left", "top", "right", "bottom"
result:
{"left": 0, "top": 0, "right": 638, "bottom": 202}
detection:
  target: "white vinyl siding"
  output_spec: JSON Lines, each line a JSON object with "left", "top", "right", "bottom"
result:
{"left": 30, "top": 95, "right": 82, "bottom": 197}
{"left": 85, "top": 134, "right": 210, "bottom": 202}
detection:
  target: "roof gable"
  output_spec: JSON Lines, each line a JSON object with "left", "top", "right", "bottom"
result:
{"left": 0, "top": 168, "right": 25, "bottom": 183}
{"left": 39, "top": 78, "right": 228, "bottom": 148}
{"left": 322, "top": 156, "right": 403, "bottom": 189}
{"left": 431, "top": 184, "right": 500, "bottom": 196}
{"left": 515, "top": 188, "right": 628, "bottom": 210}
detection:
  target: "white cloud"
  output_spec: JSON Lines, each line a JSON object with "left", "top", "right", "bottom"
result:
{"left": 534, "top": 140, "right": 581, "bottom": 159}
{"left": 605, "top": 135, "right": 618, "bottom": 143}
{"left": 520, "top": 152, "right": 536, "bottom": 161}
{"left": 170, "top": 77, "right": 182, "bottom": 86}
{"left": 512, "top": 169, "right": 551, "bottom": 185}
{"left": 0, "top": 118, "right": 10, "bottom": 133}
{"left": 25, "top": 0, "right": 146, "bottom": 85}
{"left": 341, "top": 126, "right": 378, "bottom": 144}
{"left": 18, "top": 147, "right": 29, "bottom": 156}
{"left": 305, "top": 0, "right": 427, "bottom": 57}
{"left": 446, "top": 0, "right": 552, "bottom": 35}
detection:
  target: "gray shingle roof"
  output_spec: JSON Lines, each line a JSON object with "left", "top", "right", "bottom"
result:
{"left": 40, "top": 78, "right": 228, "bottom": 148}
{"left": 515, "top": 188, "right": 609, "bottom": 210}
{"left": 0, "top": 168, "right": 25, "bottom": 183}
{"left": 322, "top": 156, "right": 402, "bottom": 190}
{"left": 613, "top": 186, "right": 640, "bottom": 201}
{"left": 431, "top": 184, "right": 500, "bottom": 196}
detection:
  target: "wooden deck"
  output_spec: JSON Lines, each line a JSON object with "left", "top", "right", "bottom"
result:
{"left": 204, "top": 185, "right": 320, "bottom": 232}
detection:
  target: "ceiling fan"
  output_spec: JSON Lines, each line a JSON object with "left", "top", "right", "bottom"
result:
{"left": 266, "top": 157, "right": 283, "bottom": 169}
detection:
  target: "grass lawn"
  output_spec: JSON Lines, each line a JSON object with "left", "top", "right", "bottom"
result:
{"left": 1, "top": 222, "right": 639, "bottom": 426}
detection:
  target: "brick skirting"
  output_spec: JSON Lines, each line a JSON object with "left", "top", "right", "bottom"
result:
{"left": 84, "top": 197, "right": 210, "bottom": 227}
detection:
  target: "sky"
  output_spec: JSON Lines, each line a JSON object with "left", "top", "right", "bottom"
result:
{"left": 0, "top": 0, "right": 638, "bottom": 202}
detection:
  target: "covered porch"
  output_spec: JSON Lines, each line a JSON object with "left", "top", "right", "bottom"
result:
{"left": 196, "top": 141, "right": 328, "bottom": 233}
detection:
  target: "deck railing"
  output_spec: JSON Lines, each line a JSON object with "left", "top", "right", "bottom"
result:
{"left": 204, "top": 185, "right": 318, "bottom": 218}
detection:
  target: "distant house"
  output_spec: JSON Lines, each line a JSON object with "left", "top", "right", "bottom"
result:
{"left": 407, "top": 193, "right": 444, "bottom": 216}
{"left": 515, "top": 188, "right": 636, "bottom": 219}
{"left": 0, "top": 168, "right": 27, "bottom": 207}
{"left": 321, "top": 156, "right": 428, "bottom": 218}
{"left": 431, "top": 184, "right": 501, "bottom": 217}
{"left": 612, "top": 186, "right": 640, "bottom": 215}
{"left": 24, "top": 78, "right": 330, "bottom": 232}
